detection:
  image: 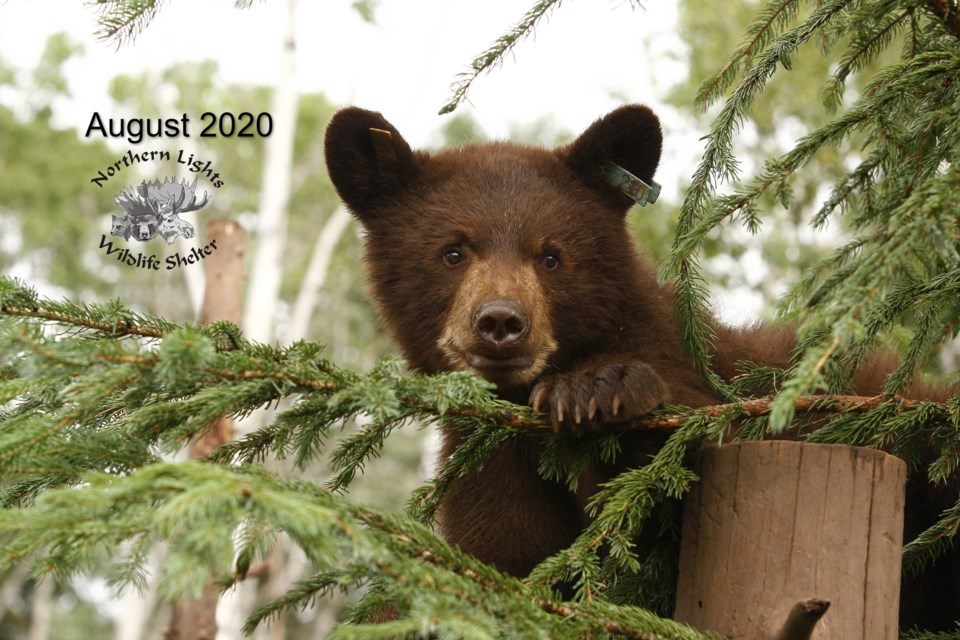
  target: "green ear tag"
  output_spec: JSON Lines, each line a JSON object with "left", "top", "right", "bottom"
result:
{"left": 369, "top": 128, "right": 397, "bottom": 164}
{"left": 600, "top": 162, "right": 661, "bottom": 206}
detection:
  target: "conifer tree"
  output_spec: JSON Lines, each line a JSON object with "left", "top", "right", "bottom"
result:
{"left": 0, "top": 276, "right": 713, "bottom": 639}
{"left": 3, "top": 0, "right": 960, "bottom": 638}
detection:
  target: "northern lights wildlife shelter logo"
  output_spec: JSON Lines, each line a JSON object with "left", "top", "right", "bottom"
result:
{"left": 112, "top": 177, "right": 209, "bottom": 244}
{"left": 98, "top": 174, "right": 219, "bottom": 272}
{"left": 85, "top": 110, "right": 265, "bottom": 271}
{"left": 90, "top": 148, "right": 225, "bottom": 272}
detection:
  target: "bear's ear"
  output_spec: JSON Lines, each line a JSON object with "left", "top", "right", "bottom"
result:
{"left": 324, "top": 107, "right": 421, "bottom": 217}
{"left": 561, "top": 105, "right": 663, "bottom": 214}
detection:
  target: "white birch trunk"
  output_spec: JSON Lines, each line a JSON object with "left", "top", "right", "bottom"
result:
{"left": 146, "top": 70, "right": 205, "bottom": 318}
{"left": 241, "top": 0, "right": 299, "bottom": 344}
{"left": 287, "top": 205, "right": 352, "bottom": 342}
{"left": 219, "top": 2, "right": 299, "bottom": 638}
{"left": 115, "top": 545, "right": 165, "bottom": 640}
{"left": 27, "top": 577, "right": 53, "bottom": 640}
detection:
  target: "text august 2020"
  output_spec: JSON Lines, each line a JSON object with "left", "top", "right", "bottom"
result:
{"left": 84, "top": 111, "right": 273, "bottom": 144}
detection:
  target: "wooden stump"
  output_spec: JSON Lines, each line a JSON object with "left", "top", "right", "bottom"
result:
{"left": 673, "top": 441, "right": 906, "bottom": 640}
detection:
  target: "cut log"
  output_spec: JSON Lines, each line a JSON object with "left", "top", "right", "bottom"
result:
{"left": 673, "top": 441, "right": 906, "bottom": 639}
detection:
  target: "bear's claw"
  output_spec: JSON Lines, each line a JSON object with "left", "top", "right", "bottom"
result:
{"left": 529, "top": 361, "right": 669, "bottom": 434}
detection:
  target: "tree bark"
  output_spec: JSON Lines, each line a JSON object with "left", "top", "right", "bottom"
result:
{"left": 195, "top": 219, "right": 245, "bottom": 455}
{"left": 673, "top": 441, "right": 906, "bottom": 639}
{"left": 165, "top": 219, "right": 245, "bottom": 640}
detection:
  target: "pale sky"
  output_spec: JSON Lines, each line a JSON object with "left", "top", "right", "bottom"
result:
{"left": 0, "top": 1, "right": 685, "bottom": 130}
{"left": 0, "top": 0, "right": 697, "bottom": 196}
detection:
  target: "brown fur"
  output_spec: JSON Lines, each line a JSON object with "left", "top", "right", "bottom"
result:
{"left": 325, "top": 105, "right": 957, "bottom": 629}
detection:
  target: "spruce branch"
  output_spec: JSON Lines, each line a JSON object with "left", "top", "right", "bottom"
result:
{"left": 87, "top": 0, "right": 256, "bottom": 46}
{"left": 900, "top": 629, "right": 960, "bottom": 640}
{"left": 88, "top": 0, "right": 165, "bottom": 46}
{"left": 824, "top": 8, "right": 912, "bottom": 110}
{"left": 3, "top": 274, "right": 955, "bottom": 513}
{"left": 391, "top": 548, "right": 711, "bottom": 640}
{"left": 616, "top": 394, "right": 951, "bottom": 431}
{"left": 439, "top": 0, "right": 563, "bottom": 115}
{"left": 664, "top": 0, "right": 857, "bottom": 404}
{"left": 903, "top": 497, "right": 960, "bottom": 576}
{"left": 694, "top": 0, "right": 802, "bottom": 109}
{"left": 2, "top": 278, "right": 955, "bottom": 437}
{"left": 0, "top": 462, "right": 720, "bottom": 639}
{"left": 0, "top": 278, "right": 176, "bottom": 340}
{"left": 3, "top": 255, "right": 959, "bottom": 633}
{"left": 528, "top": 413, "right": 720, "bottom": 599}
{"left": 665, "top": 0, "right": 960, "bottom": 428}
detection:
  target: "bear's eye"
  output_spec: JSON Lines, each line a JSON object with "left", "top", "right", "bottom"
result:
{"left": 542, "top": 254, "right": 560, "bottom": 270}
{"left": 443, "top": 249, "right": 464, "bottom": 266}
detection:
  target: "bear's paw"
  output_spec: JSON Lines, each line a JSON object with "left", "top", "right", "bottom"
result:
{"left": 529, "top": 361, "right": 669, "bottom": 434}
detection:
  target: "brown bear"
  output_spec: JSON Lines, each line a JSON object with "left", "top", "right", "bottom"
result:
{"left": 324, "top": 104, "right": 957, "bottom": 631}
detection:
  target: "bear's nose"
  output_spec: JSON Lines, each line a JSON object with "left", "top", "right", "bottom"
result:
{"left": 474, "top": 300, "right": 529, "bottom": 347}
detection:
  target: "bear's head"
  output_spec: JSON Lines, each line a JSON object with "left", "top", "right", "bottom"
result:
{"left": 325, "top": 105, "right": 663, "bottom": 392}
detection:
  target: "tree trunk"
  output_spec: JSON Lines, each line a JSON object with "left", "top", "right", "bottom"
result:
{"left": 287, "top": 205, "right": 352, "bottom": 342}
{"left": 27, "top": 577, "right": 53, "bottom": 640}
{"left": 165, "top": 219, "right": 245, "bottom": 640}
{"left": 241, "top": 0, "right": 299, "bottom": 344}
{"left": 195, "top": 218, "right": 245, "bottom": 455}
{"left": 673, "top": 441, "right": 906, "bottom": 640}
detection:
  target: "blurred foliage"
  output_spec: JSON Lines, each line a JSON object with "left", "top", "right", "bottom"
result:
{"left": 0, "top": 36, "right": 117, "bottom": 294}
{"left": 433, "top": 111, "right": 489, "bottom": 147}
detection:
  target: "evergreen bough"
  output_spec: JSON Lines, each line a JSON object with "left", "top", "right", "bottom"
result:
{"left": 0, "top": 276, "right": 720, "bottom": 638}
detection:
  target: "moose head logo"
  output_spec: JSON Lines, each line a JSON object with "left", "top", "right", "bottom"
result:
{"left": 113, "top": 177, "right": 210, "bottom": 244}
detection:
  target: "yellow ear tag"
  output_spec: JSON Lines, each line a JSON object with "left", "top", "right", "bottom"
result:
{"left": 369, "top": 127, "right": 398, "bottom": 163}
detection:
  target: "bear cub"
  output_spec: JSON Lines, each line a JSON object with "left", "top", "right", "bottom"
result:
{"left": 324, "top": 104, "right": 957, "bottom": 630}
